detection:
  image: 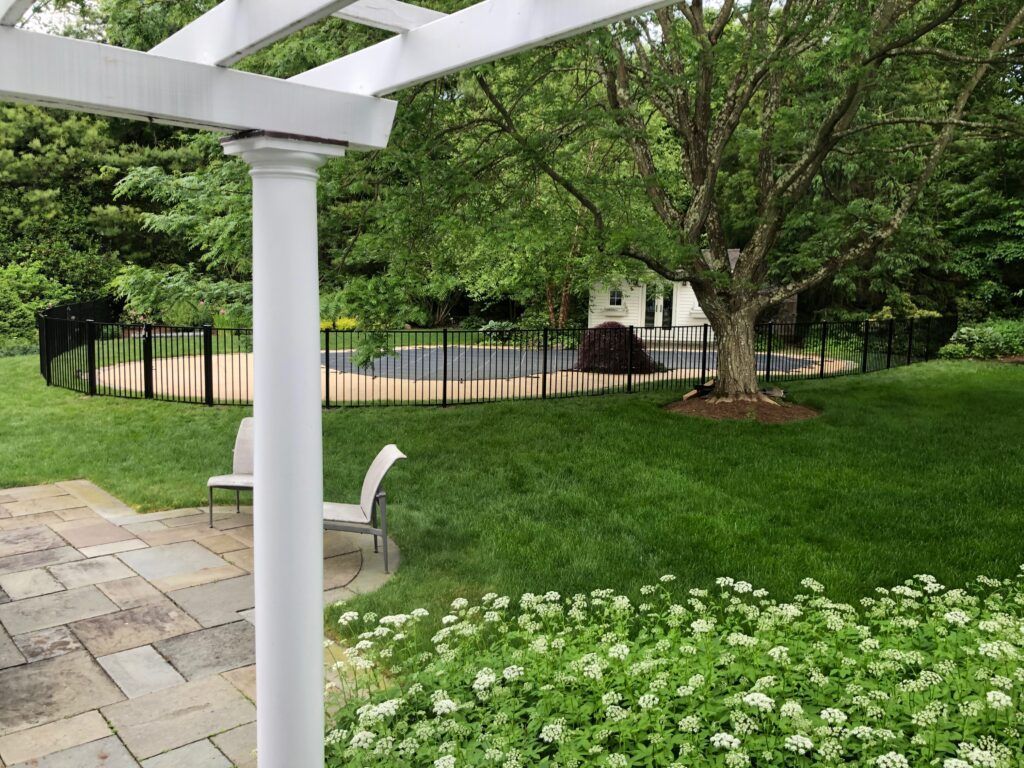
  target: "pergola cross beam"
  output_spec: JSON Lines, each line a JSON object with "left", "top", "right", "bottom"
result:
{"left": 150, "top": 0, "right": 360, "bottom": 67}
{"left": 334, "top": 0, "right": 446, "bottom": 33}
{"left": 0, "top": 27, "right": 397, "bottom": 149}
{"left": 293, "top": 0, "right": 675, "bottom": 96}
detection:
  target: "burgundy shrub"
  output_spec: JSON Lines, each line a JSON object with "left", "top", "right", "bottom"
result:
{"left": 576, "top": 321, "right": 661, "bottom": 374}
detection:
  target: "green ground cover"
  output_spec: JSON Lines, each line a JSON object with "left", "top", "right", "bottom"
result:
{"left": 1, "top": 354, "right": 1022, "bottom": 616}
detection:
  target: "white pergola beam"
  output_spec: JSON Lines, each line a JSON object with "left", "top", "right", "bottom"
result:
{"left": 292, "top": 0, "right": 675, "bottom": 96}
{"left": 0, "top": 0, "right": 33, "bottom": 26}
{"left": 0, "top": 28, "right": 397, "bottom": 149}
{"left": 334, "top": 0, "right": 446, "bottom": 34}
{"left": 150, "top": 0, "right": 359, "bottom": 67}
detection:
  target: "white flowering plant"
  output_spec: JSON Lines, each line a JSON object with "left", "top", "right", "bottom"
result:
{"left": 324, "top": 571, "right": 1024, "bottom": 767}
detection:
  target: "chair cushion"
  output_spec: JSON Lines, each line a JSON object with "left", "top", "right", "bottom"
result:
{"left": 208, "top": 474, "right": 254, "bottom": 489}
{"left": 323, "top": 502, "right": 370, "bottom": 525}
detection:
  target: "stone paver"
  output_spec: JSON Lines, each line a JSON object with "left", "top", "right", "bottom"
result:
{"left": 0, "top": 546, "right": 82, "bottom": 577}
{"left": 0, "top": 569, "right": 63, "bottom": 600}
{"left": 0, "top": 586, "right": 116, "bottom": 636}
{"left": 150, "top": 564, "right": 245, "bottom": 592}
{"left": 102, "top": 677, "right": 255, "bottom": 761}
{"left": 3, "top": 496, "right": 82, "bottom": 517}
{"left": 70, "top": 598, "right": 200, "bottom": 657}
{"left": 49, "top": 519, "right": 137, "bottom": 549}
{"left": 198, "top": 534, "right": 247, "bottom": 554}
{"left": 0, "top": 710, "right": 110, "bottom": 765}
{"left": 0, "top": 527, "right": 66, "bottom": 559}
{"left": 168, "top": 575, "right": 253, "bottom": 628}
{"left": 155, "top": 621, "right": 254, "bottom": 680}
{"left": 97, "top": 576, "right": 163, "bottom": 609}
{"left": 8, "top": 735, "right": 139, "bottom": 768}
{"left": 12, "top": 625, "right": 82, "bottom": 663}
{"left": 0, "top": 512, "right": 64, "bottom": 532}
{"left": 56, "top": 480, "right": 136, "bottom": 522}
{"left": 140, "top": 739, "right": 230, "bottom": 768}
{"left": 78, "top": 539, "right": 148, "bottom": 558}
{"left": 118, "top": 541, "right": 229, "bottom": 583}
{"left": 0, "top": 481, "right": 397, "bottom": 766}
{"left": 50, "top": 555, "right": 135, "bottom": 589}
{"left": 53, "top": 506, "right": 97, "bottom": 522}
{"left": 98, "top": 645, "right": 185, "bottom": 699}
{"left": 1, "top": 485, "right": 64, "bottom": 502}
{"left": 211, "top": 724, "right": 256, "bottom": 768}
{"left": 0, "top": 651, "right": 123, "bottom": 735}
{"left": 221, "top": 665, "right": 256, "bottom": 702}
{"left": 221, "top": 548, "right": 253, "bottom": 572}
{"left": 0, "top": 624, "right": 24, "bottom": 670}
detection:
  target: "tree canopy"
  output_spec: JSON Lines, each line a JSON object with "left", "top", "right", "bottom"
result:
{"left": 0, "top": 1, "right": 1021, "bottom": 379}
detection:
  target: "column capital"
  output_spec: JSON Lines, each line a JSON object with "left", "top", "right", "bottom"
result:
{"left": 222, "top": 130, "right": 347, "bottom": 178}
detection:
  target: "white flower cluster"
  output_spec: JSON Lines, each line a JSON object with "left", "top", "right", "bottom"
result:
{"left": 327, "top": 571, "right": 1024, "bottom": 768}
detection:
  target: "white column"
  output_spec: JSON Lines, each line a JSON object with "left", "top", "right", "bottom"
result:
{"left": 222, "top": 133, "right": 345, "bottom": 768}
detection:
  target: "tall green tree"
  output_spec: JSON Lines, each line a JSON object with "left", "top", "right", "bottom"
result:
{"left": 461, "top": 0, "right": 1024, "bottom": 398}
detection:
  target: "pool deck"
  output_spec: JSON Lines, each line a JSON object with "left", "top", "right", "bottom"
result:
{"left": 0, "top": 481, "right": 393, "bottom": 767}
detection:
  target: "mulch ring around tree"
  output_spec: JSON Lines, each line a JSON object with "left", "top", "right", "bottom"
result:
{"left": 665, "top": 397, "right": 820, "bottom": 424}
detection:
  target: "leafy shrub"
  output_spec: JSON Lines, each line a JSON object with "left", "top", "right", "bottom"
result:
{"left": 0, "top": 262, "right": 72, "bottom": 343}
{"left": 110, "top": 265, "right": 251, "bottom": 327}
{"left": 459, "top": 315, "right": 490, "bottom": 331}
{"left": 0, "top": 337, "right": 38, "bottom": 358}
{"left": 947, "top": 320, "right": 1024, "bottom": 359}
{"left": 577, "top": 321, "right": 662, "bottom": 374}
{"left": 322, "top": 317, "right": 360, "bottom": 332}
{"left": 479, "top": 320, "right": 518, "bottom": 344}
{"left": 938, "top": 343, "right": 970, "bottom": 360}
{"left": 326, "top": 571, "right": 1024, "bottom": 767}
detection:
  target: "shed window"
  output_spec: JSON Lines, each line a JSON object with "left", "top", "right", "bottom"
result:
{"left": 609, "top": 290, "right": 623, "bottom": 307}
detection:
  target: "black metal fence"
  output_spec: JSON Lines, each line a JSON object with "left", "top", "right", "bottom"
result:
{"left": 37, "top": 302, "right": 956, "bottom": 408}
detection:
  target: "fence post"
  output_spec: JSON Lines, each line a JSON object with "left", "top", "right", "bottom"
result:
{"left": 906, "top": 319, "right": 915, "bottom": 366}
{"left": 861, "top": 320, "right": 870, "bottom": 373}
{"left": 626, "top": 325, "right": 634, "bottom": 394}
{"left": 86, "top": 320, "right": 97, "bottom": 396}
{"left": 143, "top": 324, "right": 154, "bottom": 399}
{"left": 203, "top": 324, "right": 214, "bottom": 406}
{"left": 40, "top": 317, "right": 52, "bottom": 385}
{"left": 819, "top": 321, "right": 828, "bottom": 378}
{"left": 541, "top": 328, "right": 548, "bottom": 400}
{"left": 886, "top": 319, "right": 895, "bottom": 369}
{"left": 764, "top": 322, "right": 774, "bottom": 383}
{"left": 700, "top": 324, "right": 709, "bottom": 384}
{"left": 923, "top": 317, "right": 933, "bottom": 362}
{"left": 442, "top": 327, "right": 448, "bottom": 408}
{"left": 323, "top": 329, "right": 331, "bottom": 409}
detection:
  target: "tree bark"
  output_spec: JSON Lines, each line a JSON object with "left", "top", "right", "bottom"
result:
{"left": 704, "top": 307, "right": 764, "bottom": 401}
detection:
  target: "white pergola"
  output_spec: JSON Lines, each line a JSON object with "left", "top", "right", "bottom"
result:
{"left": 0, "top": 2, "right": 674, "bottom": 765}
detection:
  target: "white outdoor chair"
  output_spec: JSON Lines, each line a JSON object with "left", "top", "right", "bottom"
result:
{"left": 208, "top": 417, "right": 254, "bottom": 527}
{"left": 323, "top": 444, "right": 406, "bottom": 573}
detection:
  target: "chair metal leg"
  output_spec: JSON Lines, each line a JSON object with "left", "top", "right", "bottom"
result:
{"left": 208, "top": 487, "right": 214, "bottom": 528}
{"left": 235, "top": 489, "right": 240, "bottom": 515}
{"left": 371, "top": 495, "right": 379, "bottom": 554}
{"left": 380, "top": 494, "right": 389, "bottom": 574}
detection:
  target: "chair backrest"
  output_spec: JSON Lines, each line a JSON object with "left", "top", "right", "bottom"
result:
{"left": 232, "top": 417, "right": 254, "bottom": 475}
{"left": 360, "top": 444, "right": 406, "bottom": 514}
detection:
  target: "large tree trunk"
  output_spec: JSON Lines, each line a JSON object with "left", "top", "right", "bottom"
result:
{"left": 705, "top": 307, "right": 764, "bottom": 401}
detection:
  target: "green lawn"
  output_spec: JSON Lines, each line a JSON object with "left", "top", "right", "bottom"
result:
{"left": 2, "top": 354, "right": 1022, "bottom": 617}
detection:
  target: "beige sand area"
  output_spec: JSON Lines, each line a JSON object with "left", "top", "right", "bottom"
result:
{"left": 95, "top": 351, "right": 847, "bottom": 405}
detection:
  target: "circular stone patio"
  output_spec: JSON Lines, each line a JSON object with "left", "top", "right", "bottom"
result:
{"left": 0, "top": 480, "right": 394, "bottom": 767}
